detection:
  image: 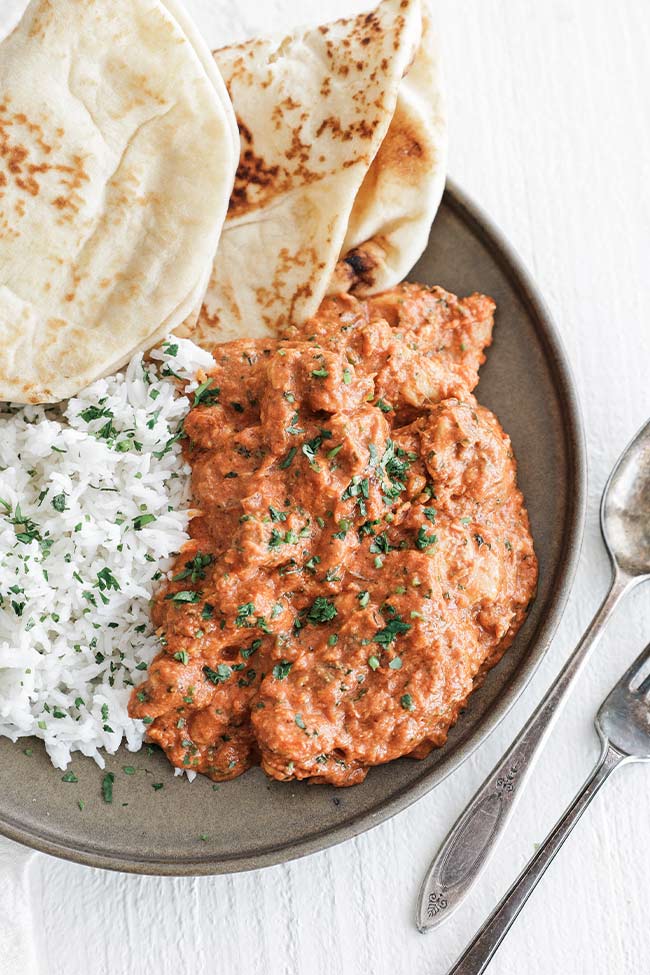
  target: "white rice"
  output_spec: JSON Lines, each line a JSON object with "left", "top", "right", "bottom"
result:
{"left": 0, "top": 337, "right": 215, "bottom": 769}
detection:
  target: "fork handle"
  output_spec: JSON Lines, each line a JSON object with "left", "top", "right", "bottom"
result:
{"left": 447, "top": 743, "right": 627, "bottom": 975}
{"left": 417, "top": 572, "right": 631, "bottom": 932}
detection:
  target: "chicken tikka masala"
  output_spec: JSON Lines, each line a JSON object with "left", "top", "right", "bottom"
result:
{"left": 129, "top": 283, "right": 537, "bottom": 787}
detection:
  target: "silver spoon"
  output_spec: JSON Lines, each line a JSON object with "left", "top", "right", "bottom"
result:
{"left": 417, "top": 418, "right": 650, "bottom": 933}
{"left": 447, "top": 636, "right": 650, "bottom": 974}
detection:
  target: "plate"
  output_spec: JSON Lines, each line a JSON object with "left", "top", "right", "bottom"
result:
{"left": 0, "top": 181, "right": 587, "bottom": 875}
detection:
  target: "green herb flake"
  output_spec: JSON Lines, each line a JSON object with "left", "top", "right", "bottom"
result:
{"left": 272, "top": 660, "right": 293, "bottom": 680}
{"left": 203, "top": 664, "right": 232, "bottom": 685}
{"left": 400, "top": 694, "right": 415, "bottom": 712}
{"left": 307, "top": 596, "right": 338, "bottom": 624}
{"left": 102, "top": 772, "right": 115, "bottom": 803}
{"left": 193, "top": 379, "right": 221, "bottom": 407}
{"left": 279, "top": 447, "right": 297, "bottom": 470}
{"left": 235, "top": 602, "right": 255, "bottom": 627}
{"left": 373, "top": 615, "right": 412, "bottom": 645}
{"left": 416, "top": 527, "right": 438, "bottom": 550}
{"left": 51, "top": 493, "right": 67, "bottom": 513}
{"left": 173, "top": 553, "right": 213, "bottom": 583}
{"left": 166, "top": 590, "right": 201, "bottom": 604}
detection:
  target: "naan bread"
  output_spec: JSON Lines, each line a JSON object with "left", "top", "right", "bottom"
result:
{"left": 194, "top": 0, "right": 447, "bottom": 344}
{"left": 0, "top": 0, "right": 239, "bottom": 403}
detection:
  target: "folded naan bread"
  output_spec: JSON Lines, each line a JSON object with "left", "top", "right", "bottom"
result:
{"left": 0, "top": 0, "right": 239, "bottom": 403}
{"left": 194, "top": 0, "right": 447, "bottom": 344}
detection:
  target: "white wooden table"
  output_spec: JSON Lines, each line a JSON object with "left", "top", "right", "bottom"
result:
{"left": 4, "top": 1, "right": 650, "bottom": 972}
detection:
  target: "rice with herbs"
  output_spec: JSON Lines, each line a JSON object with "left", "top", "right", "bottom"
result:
{"left": 0, "top": 338, "right": 215, "bottom": 769}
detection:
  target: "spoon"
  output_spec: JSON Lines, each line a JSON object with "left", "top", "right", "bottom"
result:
{"left": 417, "top": 417, "right": 650, "bottom": 933}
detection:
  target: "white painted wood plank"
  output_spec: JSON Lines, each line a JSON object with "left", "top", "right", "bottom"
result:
{"left": 12, "top": 0, "right": 650, "bottom": 973}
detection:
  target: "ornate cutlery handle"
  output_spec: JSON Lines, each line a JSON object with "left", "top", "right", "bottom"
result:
{"left": 446, "top": 743, "right": 626, "bottom": 975}
{"left": 417, "top": 572, "right": 630, "bottom": 932}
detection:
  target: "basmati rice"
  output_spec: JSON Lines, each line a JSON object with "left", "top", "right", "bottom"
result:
{"left": 0, "top": 338, "right": 215, "bottom": 769}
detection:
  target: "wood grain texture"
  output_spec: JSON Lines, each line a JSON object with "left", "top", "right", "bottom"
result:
{"left": 10, "top": 0, "right": 650, "bottom": 972}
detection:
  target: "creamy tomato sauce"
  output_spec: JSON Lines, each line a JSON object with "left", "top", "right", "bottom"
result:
{"left": 129, "top": 284, "right": 537, "bottom": 786}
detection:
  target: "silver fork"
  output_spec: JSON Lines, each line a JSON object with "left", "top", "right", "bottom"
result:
{"left": 446, "top": 639, "right": 650, "bottom": 975}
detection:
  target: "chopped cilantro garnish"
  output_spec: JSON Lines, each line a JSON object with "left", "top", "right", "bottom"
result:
{"left": 102, "top": 772, "right": 115, "bottom": 803}
{"left": 79, "top": 405, "right": 113, "bottom": 423}
{"left": 369, "top": 532, "right": 391, "bottom": 554}
{"left": 235, "top": 602, "right": 255, "bottom": 626}
{"left": 373, "top": 615, "right": 412, "bottom": 645}
{"left": 166, "top": 590, "right": 201, "bottom": 604}
{"left": 193, "top": 379, "right": 221, "bottom": 407}
{"left": 416, "top": 527, "right": 437, "bottom": 550}
{"left": 376, "top": 399, "right": 393, "bottom": 413}
{"left": 133, "top": 513, "right": 157, "bottom": 531}
{"left": 307, "top": 596, "right": 338, "bottom": 624}
{"left": 279, "top": 447, "right": 297, "bottom": 469}
{"left": 241, "top": 639, "right": 262, "bottom": 660}
{"left": 51, "top": 493, "right": 67, "bottom": 513}
{"left": 203, "top": 664, "right": 232, "bottom": 685}
{"left": 273, "top": 661, "right": 293, "bottom": 680}
{"left": 173, "top": 553, "right": 213, "bottom": 583}
{"left": 96, "top": 567, "right": 121, "bottom": 592}
{"left": 400, "top": 694, "right": 415, "bottom": 711}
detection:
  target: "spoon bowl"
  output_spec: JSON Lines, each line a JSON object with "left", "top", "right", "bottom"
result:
{"left": 601, "top": 419, "right": 650, "bottom": 580}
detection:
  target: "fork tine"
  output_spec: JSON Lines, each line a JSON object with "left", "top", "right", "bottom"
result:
{"left": 617, "top": 639, "right": 650, "bottom": 693}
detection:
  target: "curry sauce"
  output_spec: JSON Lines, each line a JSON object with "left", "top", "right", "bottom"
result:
{"left": 129, "top": 284, "right": 537, "bottom": 786}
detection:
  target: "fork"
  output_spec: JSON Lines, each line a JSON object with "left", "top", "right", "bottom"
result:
{"left": 446, "top": 639, "right": 650, "bottom": 975}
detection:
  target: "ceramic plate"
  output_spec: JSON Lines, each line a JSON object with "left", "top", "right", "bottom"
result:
{"left": 0, "top": 181, "right": 587, "bottom": 875}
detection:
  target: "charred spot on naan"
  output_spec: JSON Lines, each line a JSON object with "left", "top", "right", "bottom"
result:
{"left": 229, "top": 116, "right": 283, "bottom": 219}
{"left": 0, "top": 102, "right": 90, "bottom": 216}
{"left": 330, "top": 238, "right": 389, "bottom": 294}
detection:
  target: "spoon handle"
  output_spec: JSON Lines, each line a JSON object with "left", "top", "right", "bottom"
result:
{"left": 416, "top": 571, "right": 630, "bottom": 933}
{"left": 446, "top": 742, "right": 626, "bottom": 975}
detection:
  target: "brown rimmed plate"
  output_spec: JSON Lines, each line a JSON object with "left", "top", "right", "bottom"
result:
{"left": 0, "top": 180, "right": 587, "bottom": 875}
